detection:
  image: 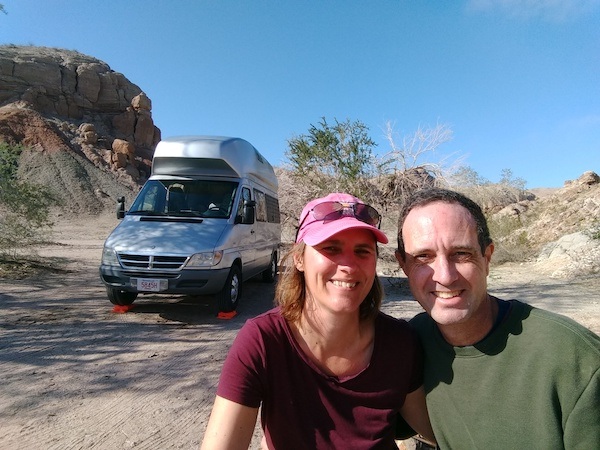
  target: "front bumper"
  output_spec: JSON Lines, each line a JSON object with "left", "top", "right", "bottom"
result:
{"left": 99, "top": 265, "right": 230, "bottom": 295}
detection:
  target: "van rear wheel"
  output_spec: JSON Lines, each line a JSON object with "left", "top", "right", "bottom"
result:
{"left": 262, "top": 252, "right": 278, "bottom": 283}
{"left": 217, "top": 265, "right": 241, "bottom": 312}
{"left": 107, "top": 287, "right": 138, "bottom": 306}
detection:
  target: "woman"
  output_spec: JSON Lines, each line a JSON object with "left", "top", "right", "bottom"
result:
{"left": 201, "top": 193, "right": 434, "bottom": 449}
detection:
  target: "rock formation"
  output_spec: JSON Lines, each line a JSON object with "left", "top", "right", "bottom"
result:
{"left": 0, "top": 45, "right": 161, "bottom": 213}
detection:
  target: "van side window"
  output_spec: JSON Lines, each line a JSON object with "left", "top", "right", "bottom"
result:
{"left": 253, "top": 189, "right": 280, "bottom": 224}
{"left": 254, "top": 189, "right": 267, "bottom": 222}
{"left": 265, "top": 194, "right": 280, "bottom": 224}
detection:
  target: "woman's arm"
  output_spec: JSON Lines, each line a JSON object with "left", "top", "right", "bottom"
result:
{"left": 399, "top": 386, "right": 436, "bottom": 445}
{"left": 200, "top": 395, "right": 259, "bottom": 450}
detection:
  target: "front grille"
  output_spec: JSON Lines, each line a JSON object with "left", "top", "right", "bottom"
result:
{"left": 118, "top": 253, "right": 188, "bottom": 270}
{"left": 121, "top": 271, "right": 180, "bottom": 279}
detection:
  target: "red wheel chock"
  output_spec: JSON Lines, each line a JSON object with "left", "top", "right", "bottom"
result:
{"left": 112, "top": 304, "right": 135, "bottom": 313}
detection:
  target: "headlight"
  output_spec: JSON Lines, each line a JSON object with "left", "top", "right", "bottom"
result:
{"left": 186, "top": 250, "right": 223, "bottom": 268}
{"left": 101, "top": 247, "right": 120, "bottom": 266}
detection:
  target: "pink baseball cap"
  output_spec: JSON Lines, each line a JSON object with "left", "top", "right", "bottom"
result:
{"left": 296, "top": 193, "right": 388, "bottom": 246}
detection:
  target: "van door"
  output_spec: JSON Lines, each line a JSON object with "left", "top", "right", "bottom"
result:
{"left": 237, "top": 186, "right": 257, "bottom": 275}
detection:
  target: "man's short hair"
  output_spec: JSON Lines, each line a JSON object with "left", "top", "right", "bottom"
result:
{"left": 397, "top": 188, "right": 493, "bottom": 257}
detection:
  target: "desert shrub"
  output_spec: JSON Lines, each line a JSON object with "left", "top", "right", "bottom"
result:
{"left": 587, "top": 220, "right": 600, "bottom": 241}
{"left": 0, "top": 142, "right": 57, "bottom": 257}
{"left": 284, "top": 118, "right": 454, "bottom": 218}
{"left": 453, "top": 170, "right": 531, "bottom": 215}
{"left": 486, "top": 212, "right": 539, "bottom": 263}
{"left": 377, "top": 121, "right": 453, "bottom": 209}
{"left": 285, "top": 117, "right": 377, "bottom": 203}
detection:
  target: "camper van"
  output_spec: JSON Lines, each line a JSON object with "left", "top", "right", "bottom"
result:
{"left": 99, "top": 136, "right": 281, "bottom": 313}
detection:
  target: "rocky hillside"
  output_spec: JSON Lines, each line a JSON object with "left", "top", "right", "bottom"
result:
{"left": 0, "top": 45, "right": 159, "bottom": 213}
{"left": 494, "top": 171, "right": 600, "bottom": 278}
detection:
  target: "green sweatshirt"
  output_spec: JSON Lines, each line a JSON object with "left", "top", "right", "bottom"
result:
{"left": 410, "top": 299, "right": 600, "bottom": 450}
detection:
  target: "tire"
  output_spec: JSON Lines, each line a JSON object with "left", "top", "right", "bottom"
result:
{"left": 262, "top": 251, "right": 278, "bottom": 283}
{"left": 217, "top": 265, "right": 242, "bottom": 313}
{"left": 107, "top": 287, "right": 138, "bottom": 306}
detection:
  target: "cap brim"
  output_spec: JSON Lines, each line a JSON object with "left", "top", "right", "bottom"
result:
{"left": 301, "top": 217, "right": 388, "bottom": 246}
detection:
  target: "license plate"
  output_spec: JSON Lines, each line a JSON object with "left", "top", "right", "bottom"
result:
{"left": 135, "top": 278, "right": 167, "bottom": 292}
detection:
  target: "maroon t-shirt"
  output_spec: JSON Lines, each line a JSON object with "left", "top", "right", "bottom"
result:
{"left": 217, "top": 307, "right": 423, "bottom": 449}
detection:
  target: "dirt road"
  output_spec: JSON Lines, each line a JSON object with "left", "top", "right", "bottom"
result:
{"left": 1, "top": 215, "right": 598, "bottom": 449}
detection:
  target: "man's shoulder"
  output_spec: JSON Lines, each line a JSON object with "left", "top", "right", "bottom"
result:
{"left": 519, "top": 301, "right": 600, "bottom": 350}
{"left": 409, "top": 311, "right": 432, "bottom": 324}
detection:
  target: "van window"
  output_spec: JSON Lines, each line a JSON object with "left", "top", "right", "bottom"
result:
{"left": 237, "top": 187, "right": 252, "bottom": 218}
{"left": 254, "top": 190, "right": 267, "bottom": 222}
{"left": 253, "top": 189, "right": 280, "bottom": 224}
{"left": 265, "top": 194, "right": 280, "bottom": 223}
{"left": 128, "top": 179, "right": 238, "bottom": 218}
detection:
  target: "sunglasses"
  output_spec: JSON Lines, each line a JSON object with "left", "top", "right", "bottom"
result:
{"left": 296, "top": 201, "right": 381, "bottom": 240}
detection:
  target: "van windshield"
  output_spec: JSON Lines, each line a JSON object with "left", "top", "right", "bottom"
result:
{"left": 127, "top": 179, "right": 238, "bottom": 219}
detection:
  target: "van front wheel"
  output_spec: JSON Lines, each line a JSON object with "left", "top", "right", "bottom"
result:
{"left": 107, "top": 287, "right": 138, "bottom": 306}
{"left": 217, "top": 265, "right": 241, "bottom": 313}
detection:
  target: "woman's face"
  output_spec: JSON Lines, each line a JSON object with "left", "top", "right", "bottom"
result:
{"left": 295, "top": 228, "right": 378, "bottom": 317}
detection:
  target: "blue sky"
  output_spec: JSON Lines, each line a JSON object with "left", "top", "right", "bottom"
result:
{"left": 1, "top": 1, "right": 599, "bottom": 188}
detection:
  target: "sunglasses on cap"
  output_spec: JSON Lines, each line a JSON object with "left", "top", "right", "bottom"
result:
{"left": 296, "top": 201, "right": 382, "bottom": 239}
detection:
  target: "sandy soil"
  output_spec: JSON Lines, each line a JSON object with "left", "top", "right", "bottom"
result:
{"left": 1, "top": 214, "right": 599, "bottom": 449}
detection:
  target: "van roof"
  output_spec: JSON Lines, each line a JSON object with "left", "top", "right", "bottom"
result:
{"left": 152, "top": 136, "right": 278, "bottom": 192}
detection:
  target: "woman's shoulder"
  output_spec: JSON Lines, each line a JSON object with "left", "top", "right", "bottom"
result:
{"left": 377, "top": 310, "right": 409, "bottom": 324}
{"left": 241, "top": 306, "right": 290, "bottom": 339}
{"left": 373, "top": 312, "right": 422, "bottom": 368}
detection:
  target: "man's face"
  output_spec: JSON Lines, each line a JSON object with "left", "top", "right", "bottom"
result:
{"left": 396, "top": 201, "right": 494, "bottom": 332}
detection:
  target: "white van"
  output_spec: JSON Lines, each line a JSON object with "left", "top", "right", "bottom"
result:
{"left": 99, "top": 136, "right": 281, "bottom": 313}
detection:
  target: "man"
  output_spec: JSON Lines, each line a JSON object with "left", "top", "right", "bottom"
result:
{"left": 395, "top": 188, "right": 600, "bottom": 449}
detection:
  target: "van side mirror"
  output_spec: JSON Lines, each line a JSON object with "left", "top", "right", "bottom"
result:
{"left": 239, "top": 199, "right": 255, "bottom": 224}
{"left": 116, "top": 196, "right": 126, "bottom": 219}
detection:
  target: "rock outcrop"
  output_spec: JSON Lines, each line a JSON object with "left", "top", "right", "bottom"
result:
{"left": 490, "top": 171, "right": 600, "bottom": 276}
{"left": 0, "top": 45, "right": 161, "bottom": 213}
